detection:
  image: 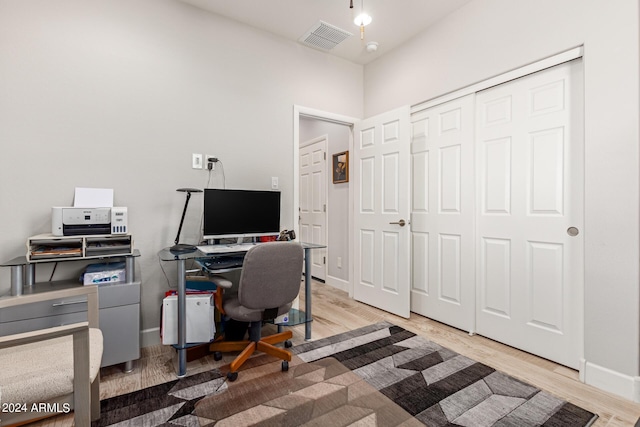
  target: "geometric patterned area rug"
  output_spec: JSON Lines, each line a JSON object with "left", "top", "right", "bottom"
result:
{"left": 93, "top": 321, "right": 598, "bottom": 426}
{"left": 93, "top": 369, "right": 227, "bottom": 426}
{"left": 292, "top": 322, "right": 598, "bottom": 426}
{"left": 195, "top": 356, "right": 422, "bottom": 426}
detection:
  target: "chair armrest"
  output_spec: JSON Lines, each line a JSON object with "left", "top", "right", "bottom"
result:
{"left": 0, "top": 322, "right": 89, "bottom": 349}
{"left": 208, "top": 275, "right": 233, "bottom": 289}
{"left": 208, "top": 275, "right": 233, "bottom": 315}
{"left": 0, "top": 285, "right": 99, "bottom": 328}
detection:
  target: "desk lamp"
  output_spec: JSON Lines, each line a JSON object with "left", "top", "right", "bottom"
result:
{"left": 170, "top": 188, "right": 203, "bottom": 254}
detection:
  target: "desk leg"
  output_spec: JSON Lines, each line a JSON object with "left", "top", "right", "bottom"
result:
{"left": 125, "top": 257, "right": 135, "bottom": 284}
{"left": 24, "top": 264, "right": 35, "bottom": 288}
{"left": 304, "top": 248, "right": 312, "bottom": 341}
{"left": 10, "top": 265, "right": 23, "bottom": 296}
{"left": 176, "top": 259, "right": 187, "bottom": 377}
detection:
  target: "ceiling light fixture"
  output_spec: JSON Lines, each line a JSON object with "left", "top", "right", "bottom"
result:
{"left": 352, "top": 0, "right": 371, "bottom": 40}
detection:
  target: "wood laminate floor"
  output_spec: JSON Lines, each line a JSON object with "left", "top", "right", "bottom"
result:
{"left": 33, "top": 280, "right": 640, "bottom": 426}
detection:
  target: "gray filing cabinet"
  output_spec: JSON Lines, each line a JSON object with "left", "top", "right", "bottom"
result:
{"left": 0, "top": 249, "right": 141, "bottom": 371}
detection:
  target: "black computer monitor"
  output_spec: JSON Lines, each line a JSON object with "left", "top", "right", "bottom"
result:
{"left": 203, "top": 189, "right": 281, "bottom": 240}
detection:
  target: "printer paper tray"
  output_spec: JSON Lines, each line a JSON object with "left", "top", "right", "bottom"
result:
{"left": 29, "top": 249, "right": 83, "bottom": 260}
{"left": 27, "top": 233, "right": 133, "bottom": 262}
{"left": 86, "top": 246, "right": 132, "bottom": 256}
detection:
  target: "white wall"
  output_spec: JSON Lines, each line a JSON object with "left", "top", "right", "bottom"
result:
{"left": 0, "top": 0, "right": 363, "bottom": 344}
{"left": 364, "top": 0, "right": 640, "bottom": 398}
{"left": 299, "top": 117, "right": 350, "bottom": 287}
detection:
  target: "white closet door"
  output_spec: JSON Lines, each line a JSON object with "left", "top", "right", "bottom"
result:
{"left": 353, "top": 106, "right": 411, "bottom": 318}
{"left": 475, "top": 60, "right": 584, "bottom": 368}
{"left": 410, "top": 94, "right": 476, "bottom": 332}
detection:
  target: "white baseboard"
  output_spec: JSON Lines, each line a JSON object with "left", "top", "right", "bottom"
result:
{"left": 326, "top": 275, "right": 349, "bottom": 292}
{"left": 141, "top": 327, "right": 161, "bottom": 348}
{"left": 581, "top": 358, "right": 640, "bottom": 402}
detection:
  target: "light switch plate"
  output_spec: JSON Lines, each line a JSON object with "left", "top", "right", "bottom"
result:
{"left": 192, "top": 153, "right": 203, "bottom": 169}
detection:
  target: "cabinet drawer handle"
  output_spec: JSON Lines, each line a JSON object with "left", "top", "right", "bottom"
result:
{"left": 52, "top": 300, "right": 87, "bottom": 307}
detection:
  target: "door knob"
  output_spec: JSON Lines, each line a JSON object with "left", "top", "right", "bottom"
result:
{"left": 567, "top": 227, "right": 579, "bottom": 237}
{"left": 389, "top": 219, "right": 406, "bottom": 227}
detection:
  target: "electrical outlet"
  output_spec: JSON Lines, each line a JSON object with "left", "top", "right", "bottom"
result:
{"left": 206, "top": 154, "right": 216, "bottom": 171}
{"left": 192, "top": 153, "right": 203, "bottom": 169}
{"left": 271, "top": 177, "right": 279, "bottom": 190}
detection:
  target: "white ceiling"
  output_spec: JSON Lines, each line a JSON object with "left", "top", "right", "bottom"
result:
{"left": 178, "top": 0, "right": 472, "bottom": 65}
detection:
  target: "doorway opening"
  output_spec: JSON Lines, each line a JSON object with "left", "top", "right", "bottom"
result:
{"left": 293, "top": 106, "right": 358, "bottom": 293}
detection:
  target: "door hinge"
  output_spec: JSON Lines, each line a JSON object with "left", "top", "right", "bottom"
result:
{"left": 323, "top": 204, "right": 326, "bottom": 212}
{"left": 324, "top": 152, "right": 326, "bottom": 160}
{"left": 323, "top": 256, "right": 326, "bottom": 264}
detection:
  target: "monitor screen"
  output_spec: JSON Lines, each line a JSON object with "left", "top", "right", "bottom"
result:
{"left": 203, "top": 189, "right": 281, "bottom": 239}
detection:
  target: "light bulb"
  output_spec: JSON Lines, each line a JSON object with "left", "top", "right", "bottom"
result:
{"left": 353, "top": 13, "right": 372, "bottom": 27}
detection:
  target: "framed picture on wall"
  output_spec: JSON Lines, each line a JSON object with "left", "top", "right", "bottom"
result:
{"left": 332, "top": 151, "right": 349, "bottom": 184}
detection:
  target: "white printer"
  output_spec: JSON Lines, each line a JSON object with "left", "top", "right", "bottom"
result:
{"left": 51, "top": 206, "right": 128, "bottom": 236}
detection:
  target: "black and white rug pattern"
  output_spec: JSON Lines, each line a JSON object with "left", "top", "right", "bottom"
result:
{"left": 94, "top": 369, "right": 228, "bottom": 426}
{"left": 94, "top": 322, "right": 597, "bottom": 426}
{"left": 292, "top": 322, "right": 598, "bottom": 427}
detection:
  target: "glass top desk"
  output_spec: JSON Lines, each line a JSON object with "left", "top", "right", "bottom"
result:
{"left": 158, "top": 241, "right": 325, "bottom": 377}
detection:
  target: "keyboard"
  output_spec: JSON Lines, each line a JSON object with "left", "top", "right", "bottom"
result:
{"left": 196, "top": 242, "right": 259, "bottom": 254}
{"left": 200, "top": 255, "right": 245, "bottom": 271}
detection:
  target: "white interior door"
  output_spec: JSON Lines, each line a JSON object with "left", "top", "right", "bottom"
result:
{"left": 299, "top": 136, "right": 327, "bottom": 281}
{"left": 475, "top": 60, "right": 584, "bottom": 368}
{"left": 410, "top": 94, "right": 476, "bottom": 332}
{"left": 353, "top": 106, "right": 411, "bottom": 318}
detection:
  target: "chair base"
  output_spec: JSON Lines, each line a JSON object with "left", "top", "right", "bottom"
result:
{"left": 209, "top": 330, "right": 293, "bottom": 381}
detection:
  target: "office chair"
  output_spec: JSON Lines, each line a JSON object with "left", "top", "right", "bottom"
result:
{"left": 209, "top": 241, "right": 304, "bottom": 381}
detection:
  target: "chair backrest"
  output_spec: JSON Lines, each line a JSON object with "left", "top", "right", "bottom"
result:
{"left": 237, "top": 242, "right": 304, "bottom": 311}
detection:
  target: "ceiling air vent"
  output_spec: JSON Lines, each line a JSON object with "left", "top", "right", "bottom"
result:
{"left": 299, "top": 21, "right": 353, "bottom": 51}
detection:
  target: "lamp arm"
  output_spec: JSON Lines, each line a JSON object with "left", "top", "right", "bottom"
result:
{"left": 174, "top": 191, "right": 192, "bottom": 246}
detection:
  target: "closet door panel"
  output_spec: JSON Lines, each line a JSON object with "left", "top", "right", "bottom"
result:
{"left": 410, "top": 94, "right": 475, "bottom": 332}
{"left": 475, "top": 60, "right": 584, "bottom": 369}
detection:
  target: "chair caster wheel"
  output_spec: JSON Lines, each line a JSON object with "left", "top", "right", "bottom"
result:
{"left": 213, "top": 351, "right": 222, "bottom": 361}
{"left": 284, "top": 340, "right": 292, "bottom": 348}
{"left": 282, "top": 361, "right": 289, "bottom": 372}
{"left": 227, "top": 371, "right": 238, "bottom": 382}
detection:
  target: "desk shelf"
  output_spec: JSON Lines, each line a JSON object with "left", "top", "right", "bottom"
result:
{"left": 27, "top": 233, "right": 133, "bottom": 262}
{"left": 273, "top": 308, "right": 310, "bottom": 327}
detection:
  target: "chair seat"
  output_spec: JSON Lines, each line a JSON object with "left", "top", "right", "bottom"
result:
{"left": 0, "top": 328, "right": 103, "bottom": 404}
{"left": 223, "top": 297, "right": 292, "bottom": 323}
